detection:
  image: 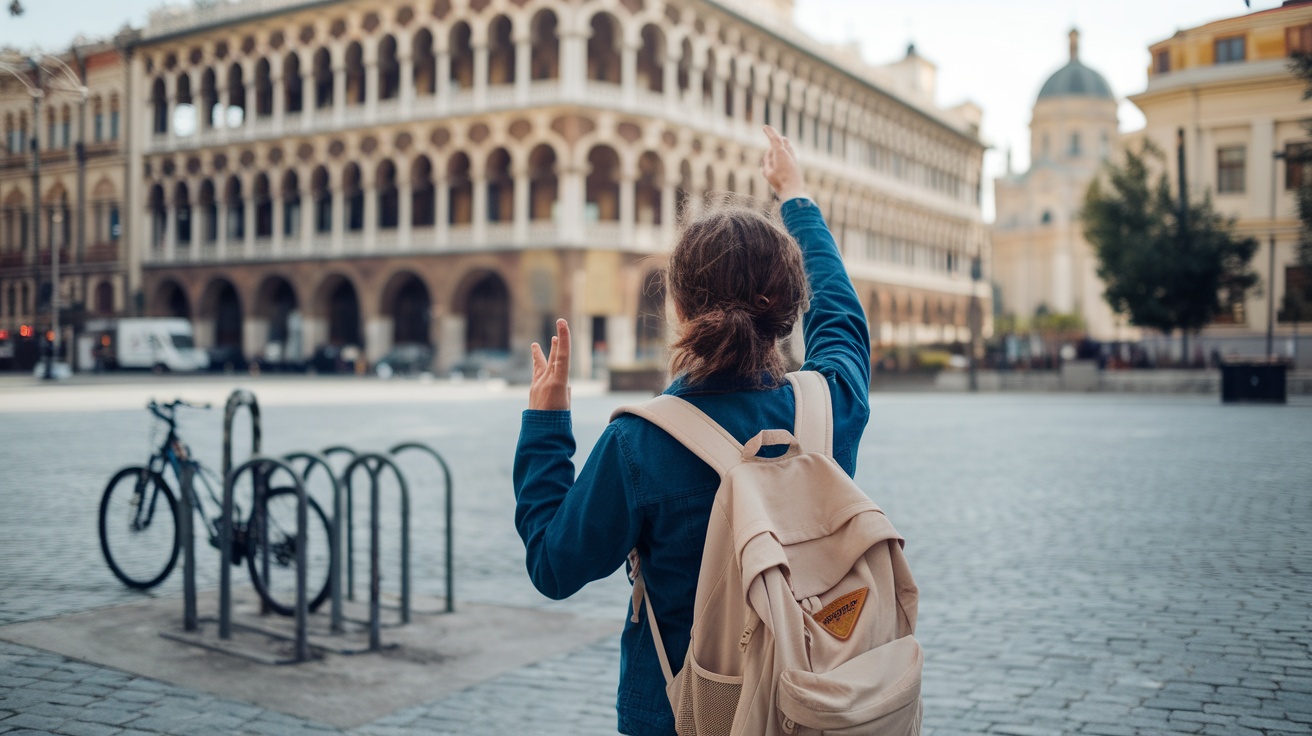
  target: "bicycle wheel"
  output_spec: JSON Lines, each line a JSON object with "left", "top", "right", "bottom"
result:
{"left": 246, "top": 487, "right": 333, "bottom": 616}
{"left": 98, "top": 466, "right": 180, "bottom": 589}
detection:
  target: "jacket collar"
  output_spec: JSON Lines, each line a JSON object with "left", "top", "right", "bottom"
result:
{"left": 665, "top": 370, "right": 782, "bottom": 397}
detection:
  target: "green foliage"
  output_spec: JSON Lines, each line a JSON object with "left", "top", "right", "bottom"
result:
{"left": 1290, "top": 53, "right": 1312, "bottom": 306}
{"left": 1081, "top": 142, "right": 1259, "bottom": 336}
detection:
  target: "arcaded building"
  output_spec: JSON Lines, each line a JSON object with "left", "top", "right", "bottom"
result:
{"left": 0, "top": 40, "right": 129, "bottom": 368}
{"left": 130, "top": 0, "right": 989, "bottom": 376}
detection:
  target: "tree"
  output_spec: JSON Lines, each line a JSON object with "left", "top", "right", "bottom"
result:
{"left": 1285, "top": 53, "right": 1312, "bottom": 318}
{"left": 1082, "top": 142, "right": 1259, "bottom": 363}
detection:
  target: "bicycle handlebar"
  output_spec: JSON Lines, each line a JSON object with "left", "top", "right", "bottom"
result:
{"left": 146, "top": 399, "right": 213, "bottom": 424}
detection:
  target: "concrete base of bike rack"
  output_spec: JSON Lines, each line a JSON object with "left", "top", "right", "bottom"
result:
{"left": 0, "top": 586, "right": 622, "bottom": 729}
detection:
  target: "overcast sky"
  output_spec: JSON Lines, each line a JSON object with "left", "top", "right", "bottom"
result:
{"left": 0, "top": 0, "right": 1287, "bottom": 219}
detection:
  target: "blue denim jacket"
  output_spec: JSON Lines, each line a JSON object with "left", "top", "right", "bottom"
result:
{"left": 513, "top": 198, "right": 871, "bottom": 735}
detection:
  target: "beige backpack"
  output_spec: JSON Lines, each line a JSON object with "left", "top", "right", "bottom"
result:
{"left": 614, "top": 371, "right": 922, "bottom": 736}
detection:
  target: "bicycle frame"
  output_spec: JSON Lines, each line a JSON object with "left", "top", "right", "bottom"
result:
{"left": 143, "top": 404, "right": 228, "bottom": 544}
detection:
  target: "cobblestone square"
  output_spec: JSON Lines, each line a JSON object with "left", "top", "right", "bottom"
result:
{"left": 1, "top": 377, "right": 1309, "bottom": 735}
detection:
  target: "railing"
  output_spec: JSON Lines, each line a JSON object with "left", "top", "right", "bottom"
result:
{"left": 583, "top": 222, "right": 622, "bottom": 249}
{"left": 484, "top": 223, "right": 515, "bottom": 247}
{"left": 84, "top": 243, "right": 120, "bottom": 263}
{"left": 446, "top": 224, "right": 474, "bottom": 250}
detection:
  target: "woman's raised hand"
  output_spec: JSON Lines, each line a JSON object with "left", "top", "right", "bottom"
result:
{"left": 762, "top": 125, "right": 806, "bottom": 202}
{"left": 529, "top": 318, "right": 571, "bottom": 411}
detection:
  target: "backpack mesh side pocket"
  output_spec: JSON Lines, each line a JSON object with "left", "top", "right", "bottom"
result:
{"left": 673, "top": 650, "right": 742, "bottom": 736}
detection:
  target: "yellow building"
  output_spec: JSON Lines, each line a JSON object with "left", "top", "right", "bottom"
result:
{"left": 993, "top": 30, "right": 1137, "bottom": 343}
{"left": 0, "top": 40, "right": 129, "bottom": 370}
{"left": 117, "top": 0, "right": 988, "bottom": 377}
{"left": 1128, "top": 0, "right": 1312, "bottom": 364}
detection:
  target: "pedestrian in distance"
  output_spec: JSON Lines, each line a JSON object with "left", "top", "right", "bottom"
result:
{"left": 513, "top": 125, "right": 874, "bottom": 735}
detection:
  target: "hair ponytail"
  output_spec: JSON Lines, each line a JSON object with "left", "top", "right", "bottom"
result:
{"left": 667, "top": 200, "right": 809, "bottom": 387}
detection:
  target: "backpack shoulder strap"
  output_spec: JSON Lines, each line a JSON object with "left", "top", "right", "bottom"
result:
{"left": 786, "top": 370, "right": 834, "bottom": 456}
{"left": 610, "top": 395, "right": 744, "bottom": 476}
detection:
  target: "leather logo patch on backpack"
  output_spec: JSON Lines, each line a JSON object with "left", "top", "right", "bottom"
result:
{"left": 813, "top": 588, "right": 869, "bottom": 640}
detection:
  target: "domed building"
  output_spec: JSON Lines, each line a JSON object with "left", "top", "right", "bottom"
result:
{"left": 992, "top": 29, "right": 1135, "bottom": 343}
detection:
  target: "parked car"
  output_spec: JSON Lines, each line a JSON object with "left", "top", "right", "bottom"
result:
{"left": 450, "top": 350, "right": 511, "bottom": 380}
{"left": 375, "top": 344, "right": 435, "bottom": 379}
{"left": 206, "top": 345, "right": 248, "bottom": 373}
{"left": 305, "top": 344, "right": 360, "bottom": 374}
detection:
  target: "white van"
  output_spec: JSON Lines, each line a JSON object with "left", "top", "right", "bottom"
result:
{"left": 112, "top": 318, "right": 209, "bottom": 372}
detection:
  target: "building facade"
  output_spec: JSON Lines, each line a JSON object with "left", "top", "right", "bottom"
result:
{"left": 1129, "top": 0, "right": 1312, "bottom": 363}
{"left": 129, "top": 0, "right": 989, "bottom": 377}
{"left": 0, "top": 41, "right": 129, "bottom": 370}
{"left": 993, "top": 30, "right": 1136, "bottom": 343}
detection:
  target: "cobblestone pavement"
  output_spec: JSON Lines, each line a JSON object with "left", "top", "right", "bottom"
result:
{"left": 1, "top": 377, "right": 1310, "bottom": 735}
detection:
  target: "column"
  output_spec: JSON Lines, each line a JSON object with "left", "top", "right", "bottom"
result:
{"left": 399, "top": 50, "right": 415, "bottom": 114}
{"left": 619, "top": 166, "right": 635, "bottom": 244}
{"left": 398, "top": 178, "right": 413, "bottom": 248}
{"left": 165, "top": 89, "right": 176, "bottom": 147}
{"left": 621, "top": 43, "right": 638, "bottom": 106}
{"left": 663, "top": 56, "right": 678, "bottom": 108}
{"left": 660, "top": 182, "right": 675, "bottom": 240}
{"left": 332, "top": 51, "right": 347, "bottom": 126}
{"left": 515, "top": 38, "right": 531, "bottom": 104}
{"left": 216, "top": 84, "right": 230, "bottom": 143}
{"left": 216, "top": 201, "right": 229, "bottom": 259}
{"left": 272, "top": 192, "right": 285, "bottom": 254}
{"left": 331, "top": 186, "right": 344, "bottom": 253}
{"left": 363, "top": 182, "right": 377, "bottom": 252}
{"left": 561, "top": 31, "right": 586, "bottom": 99}
{"left": 711, "top": 68, "right": 726, "bottom": 125}
{"left": 436, "top": 179, "right": 450, "bottom": 245}
{"left": 513, "top": 165, "right": 530, "bottom": 244}
{"left": 300, "top": 181, "right": 315, "bottom": 253}
{"left": 365, "top": 41, "right": 380, "bottom": 119}
{"left": 272, "top": 68, "right": 286, "bottom": 131}
{"left": 436, "top": 50, "right": 452, "bottom": 109}
{"left": 472, "top": 174, "right": 487, "bottom": 243}
{"left": 560, "top": 165, "right": 584, "bottom": 242}
{"left": 473, "top": 43, "right": 488, "bottom": 107}
{"left": 244, "top": 60, "right": 257, "bottom": 139}
{"left": 243, "top": 188, "right": 255, "bottom": 256}
{"left": 164, "top": 201, "right": 176, "bottom": 261}
{"left": 688, "top": 58, "right": 705, "bottom": 109}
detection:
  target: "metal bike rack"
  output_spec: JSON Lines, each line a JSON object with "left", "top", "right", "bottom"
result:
{"left": 340, "top": 453, "right": 410, "bottom": 652}
{"left": 283, "top": 451, "right": 345, "bottom": 634}
{"left": 219, "top": 389, "right": 261, "bottom": 634}
{"left": 322, "top": 445, "right": 358, "bottom": 602}
{"left": 221, "top": 455, "right": 313, "bottom": 663}
{"left": 390, "top": 442, "right": 455, "bottom": 614}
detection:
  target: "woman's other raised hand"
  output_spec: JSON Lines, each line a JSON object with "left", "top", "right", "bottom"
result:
{"left": 528, "top": 318, "right": 571, "bottom": 411}
{"left": 762, "top": 125, "right": 807, "bottom": 202}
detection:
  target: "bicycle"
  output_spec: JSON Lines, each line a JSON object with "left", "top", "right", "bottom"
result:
{"left": 97, "top": 399, "right": 333, "bottom": 616}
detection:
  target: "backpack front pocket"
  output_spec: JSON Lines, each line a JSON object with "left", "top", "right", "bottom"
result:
{"left": 776, "top": 635, "right": 922, "bottom": 735}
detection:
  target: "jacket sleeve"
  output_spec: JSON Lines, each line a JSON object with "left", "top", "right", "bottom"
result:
{"left": 781, "top": 197, "right": 871, "bottom": 468}
{"left": 513, "top": 410, "right": 642, "bottom": 600}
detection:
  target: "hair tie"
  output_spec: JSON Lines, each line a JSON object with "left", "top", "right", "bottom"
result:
{"left": 755, "top": 295, "right": 771, "bottom": 310}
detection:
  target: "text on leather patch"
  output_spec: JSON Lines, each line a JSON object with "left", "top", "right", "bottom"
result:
{"left": 813, "top": 588, "right": 869, "bottom": 640}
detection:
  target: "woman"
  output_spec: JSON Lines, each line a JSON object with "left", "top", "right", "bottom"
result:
{"left": 514, "top": 126, "right": 870, "bottom": 735}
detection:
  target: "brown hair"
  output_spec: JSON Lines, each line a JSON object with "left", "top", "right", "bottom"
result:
{"left": 668, "top": 199, "right": 809, "bottom": 387}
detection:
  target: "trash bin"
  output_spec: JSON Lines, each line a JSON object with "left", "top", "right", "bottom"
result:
{"left": 1220, "top": 360, "right": 1288, "bottom": 404}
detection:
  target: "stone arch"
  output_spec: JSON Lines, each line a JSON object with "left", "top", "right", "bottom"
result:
{"left": 199, "top": 276, "right": 243, "bottom": 351}
{"left": 151, "top": 77, "right": 167, "bottom": 134}
{"left": 151, "top": 278, "right": 191, "bottom": 320}
{"left": 345, "top": 42, "right": 366, "bottom": 105}
{"left": 313, "top": 48, "right": 333, "bottom": 109}
{"left": 342, "top": 163, "right": 364, "bottom": 231}
{"left": 253, "top": 173, "right": 273, "bottom": 237}
{"left": 381, "top": 270, "right": 433, "bottom": 346}
{"left": 450, "top": 22, "right": 474, "bottom": 89}
{"left": 148, "top": 183, "right": 166, "bottom": 249}
{"left": 528, "top": 143, "right": 558, "bottom": 221}
{"left": 254, "top": 57, "right": 273, "bottom": 117}
{"left": 228, "top": 62, "right": 246, "bottom": 124}
{"left": 311, "top": 166, "right": 331, "bottom": 232}
{"left": 255, "top": 274, "right": 300, "bottom": 354}
{"left": 636, "top": 151, "right": 663, "bottom": 226}
{"left": 587, "top": 12, "right": 621, "bottom": 83}
{"left": 224, "top": 174, "right": 245, "bottom": 239}
{"left": 411, "top": 155, "right": 435, "bottom": 226}
{"left": 530, "top": 9, "right": 560, "bottom": 80}
{"left": 313, "top": 273, "right": 363, "bottom": 347}
{"left": 455, "top": 269, "right": 511, "bottom": 355}
{"left": 284, "top": 52, "right": 303, "bottom": 113}
{"left": 379, "top": 34, "right": 401, "bottom": 100}
{"left": 174, "top": 181, "right": 192, "bottom": 245}
{"left": 488, "top": 14, "right": 515, "bottom": 86}
{"left": 638, "top": 24, "right": 665, "bottom": 93}
{"left": 486, "top": 148, "right": 513, "bottom": 223}
{"left": 377, "top": 159, "right": 399, "bottom": 229}
{"left": 585, "top": 145, "right": 620, "bottom": 222}
{"left": 447, "top": 152, "right": 473, "bottom": 225}
{"left": 414, "top": 28, "right": 437, "bottom": 95}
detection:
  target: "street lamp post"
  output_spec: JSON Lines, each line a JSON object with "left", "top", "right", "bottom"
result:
{"left": 1270, "top": 150, "right": 1286, "bottom": 359}
{"left": 969, "top": 255, "right": 983, "bottom": 392}
{"left": 1, "top": 52, "right": 88, "bottom": 378}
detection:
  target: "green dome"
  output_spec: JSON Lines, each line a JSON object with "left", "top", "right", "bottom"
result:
{"left": 1038, "top": 29, "right": 1114, "bottom": 101}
